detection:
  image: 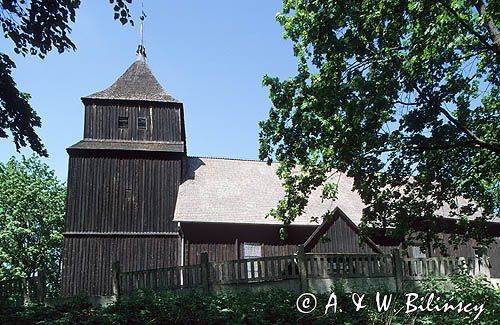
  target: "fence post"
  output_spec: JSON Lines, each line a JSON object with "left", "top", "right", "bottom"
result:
{"left": 200, "top": 252, "right": 210, "bottom": 293}
{"left": 297, "top": 245, "right": 308, "bottom": 292}
{"left": 478, "top": 255, "right": 491, "bottom": 278}
{"left": 392, "top": 249, "right": 403, "bottom": 293}
{"left": 112, "top": 261, "right": 121, "bottom": 298}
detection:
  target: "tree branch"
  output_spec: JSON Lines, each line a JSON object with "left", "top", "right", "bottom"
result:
{"left": 395, "top": 100, "right": 418, "bottom": 106}
{"left": 414, "top": 86, "right": 500, "bottom": 155}
{"left": 437, "top": 107, "right": 500, "bottom": 154}
{"left": 366, "top": 141, "right": 481, "bottom": 156}
{"left": 409, "top": 140, "right": 480, "bottom": 152}
{"left": 475, "top": 0, "right": 500, "bottom": 56}
{"left": 437, "top": 0, "right": 499, "bottom": 56}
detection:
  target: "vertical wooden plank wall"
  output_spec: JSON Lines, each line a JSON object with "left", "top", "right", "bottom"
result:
{"left": 83, "top": 103, "right": 183, "bottom": 142}
{"left": 65, "top": 157, "right": 181, "bottom": 233}
{"left": 262, "top": 244, "right": 299, "bottom": 257}
{"left": 184, "top": 242, "right": 299, "bottom": 266}
{"left": 488, "top": 239, "right": 500, "bottom": 278}
{"left": 62, "top": 156, "right": 182, "bottom": 296}
{"left": 310, "top": 217, "right": 376, "bottom": 254}
{"left": 436, "top": 234, "right": 476, "bottom": 258}
{"left": 185, "top": 243, "right": 237, "bottom": 265}
{"left": 63, "top": 100, "right": 185, "bottom": 296}
{"left": 62, "top": 236, "right": 178, "bottom": 296}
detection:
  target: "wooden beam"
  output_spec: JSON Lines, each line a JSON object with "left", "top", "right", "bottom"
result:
{"left": 64, "top": 232, "right": 179, "bottom": 237}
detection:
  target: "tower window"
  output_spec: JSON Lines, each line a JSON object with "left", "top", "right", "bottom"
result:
{"left": 138, "top": 117, "right": 147, "bottom": 130}
{"left": 118, "top": 116, "right": 128, "bottom": 128}
{"left": 125, "top": 188, "right": 132, "bottom": 200}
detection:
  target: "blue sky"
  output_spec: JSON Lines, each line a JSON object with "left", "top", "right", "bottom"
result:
{"left": 0, "top": 1, "right": 297, "bottom": 181}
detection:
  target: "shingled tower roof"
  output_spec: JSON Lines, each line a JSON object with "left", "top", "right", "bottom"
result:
{"left": 82, "top": 59, "right": 179, "bottom": 103}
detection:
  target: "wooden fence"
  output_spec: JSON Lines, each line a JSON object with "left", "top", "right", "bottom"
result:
{"left": 210, "top": 255, "right": 299, "bottom": 284}
{"left": 0, "top": 272, "right": 46, "bottom": 305}
{"left": 1, "top": 253, "right": 490, "bottom": 305}
{"left": 117, "top": 254, "right": 209, "bottom": 294}
{"left": 119, "top": 264, "right": 205, "bottom": 293}
{"left": 403, "top": 256, "right": 483, "bottom": 280}
{"left": 305, "top": 254, "right": 394, "bottom": 278}
{"left": 114, "top": 248, "right": 490, "bottom": 296}
{"left": 2, "top": 252, "right": 489, "bottom": 303}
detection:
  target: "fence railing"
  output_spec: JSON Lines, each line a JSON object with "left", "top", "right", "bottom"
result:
{"left": 0, "top": 272, "right": 46, "bottom": 305}
{"left": 210, "top": 255, "right": 299, "bottom": 284}
{"left": 305, "top": 254, "right": 394, "bottom": 278}
{"left": 402, "top": 256, "right": 484, "bottom": 280}
{"left": 115, "top": 248, "right": 491, "bottom": 296}
{"left": 119, "top": 264, "right": 205, "bottom": 293}
{"left": 2, "top": 253, "right": 492, "bottom": 304}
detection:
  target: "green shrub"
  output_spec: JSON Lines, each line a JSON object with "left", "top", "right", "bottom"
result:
{"left": 0, "top": 274, "right": 498, "bottom": 324}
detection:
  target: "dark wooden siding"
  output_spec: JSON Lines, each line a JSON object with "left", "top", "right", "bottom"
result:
{"left": 184, "top": 241, "right": 300, "bottom": 265}
{"left": 61, "top": 236, "right": 178, "bottom": 296}
{"left": 181, "top": 223, "right": 316, "bottom": 266}
{"left": 65, "top": 156, "right": 181, "bottom": 233}
{"left": 488, "top": 239, "right": 500, "bottom": 278}
{"left": 261, "top": 244, "right": 298, "bottom": 257}
{"left": 83, "top": 103, "right": 182, "bottom": 142}
{"left": 310, "top": 217, "right": 376, "bottom": 254}
{"left": 439, "top": 234, "right": 476, "bottom": 257}
{"left": 372, "top": 233, "right": 495, "bottom": 260}
{"left": 182, "top": 219, "right": 379, "bottom": 266}
{"left": 437, "top": 235, "right": 500, "bottom": 278}
{"left": 185, "top": 242, "right": 237, "bottom": 265}
{"left": 63, "top": 96, "right": 186, "bottom": 296}
{"left": 376, "top": 245, "right": 400, "bottom": 254}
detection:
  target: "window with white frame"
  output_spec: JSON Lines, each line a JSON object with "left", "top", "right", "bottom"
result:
{"left": 243, "top": 242, "right": 261, "bottom": 279}
{"left": 410, "top": 246, "right": 427, "bottom": 258}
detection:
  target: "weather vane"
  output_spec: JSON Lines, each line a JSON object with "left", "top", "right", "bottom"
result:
{"left": 136, "top": 1, "right": 147, "bottom": 61}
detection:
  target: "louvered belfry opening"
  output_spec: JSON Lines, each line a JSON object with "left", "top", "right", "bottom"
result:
{"left": 62, "top": 56, "right": 186, "bottom": 296}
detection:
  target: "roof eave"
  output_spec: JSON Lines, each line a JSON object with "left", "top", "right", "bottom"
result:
{"left": 80, "top": 96, "right": 182, "bottom": 106}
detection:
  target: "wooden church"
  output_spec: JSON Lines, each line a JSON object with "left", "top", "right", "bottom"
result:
{"left": 61, "top": 45, "right": 500, "bottom": 297}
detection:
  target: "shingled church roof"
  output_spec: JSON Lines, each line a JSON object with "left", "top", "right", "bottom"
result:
{"left": 83, "top": 59, "right": 179, "bottom": 103}
{"left": 174, "top": 157, "right": 489, "bottom": 226}
{"left": 173, "top": 157, "right": 366, "bottom": 226}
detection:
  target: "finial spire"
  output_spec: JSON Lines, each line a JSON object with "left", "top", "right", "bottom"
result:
{"left": 136, "top": 3, "right": 147, "bottom": 61}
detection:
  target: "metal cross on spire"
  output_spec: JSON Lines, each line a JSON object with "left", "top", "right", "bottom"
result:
{"left": 136, "top": 2, "right": 147, "bottom": 61}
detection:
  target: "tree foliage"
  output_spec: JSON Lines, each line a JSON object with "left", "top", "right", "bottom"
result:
{"left": 0, "top": 0, "right": 134, "bottom": 156}
{"left": 259, "top": 0, "right": 500, "bottom": 252}
{"left": 0, "top": 155, "right": 66, "bottom": 293}
{"left": 1, "top": 276, "right": 499, "bottom": 323}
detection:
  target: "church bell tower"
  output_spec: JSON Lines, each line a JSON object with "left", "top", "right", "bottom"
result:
{"left": 61, "top": 42, "right": 186, "bottom": 296}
